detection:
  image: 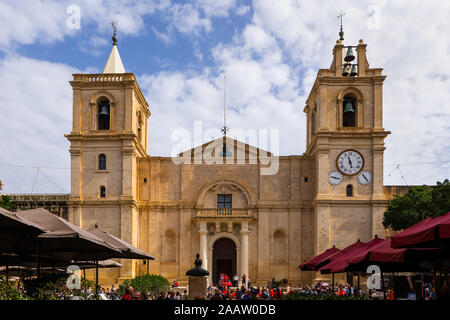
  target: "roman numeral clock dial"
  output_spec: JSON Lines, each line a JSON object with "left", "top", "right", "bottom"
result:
{"left": 337, "top": 150, "right": 364, "bottom": 175}
{"left": 328, "top": 170, "right": 343, "bottom": 185}
{"left": 357, "top": 170, "right": 372, "bottom": 185}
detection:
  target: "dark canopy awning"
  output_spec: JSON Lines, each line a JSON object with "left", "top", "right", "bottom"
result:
{"left": 314, "top": 240, "right": 367, "bottom": 271}
{"left": 15, "top": 208, "right": 121, "bottom": 261}
{"left": 346, "top": 238, "right": 444, "bottom": 272}
{"left": 298, "top": 246, "right": 340, "bottom": 271}
{"left": 88, "top": 225, "right": 154, "bottom": 260}
{"left": 319, "top": 237, "right": 384, "bottom": 274}
{"left": 0, "top": 207, "right": 47, "bottom": 253}
{"left": 391, "top": 212, "right": 450, "bottom": 249}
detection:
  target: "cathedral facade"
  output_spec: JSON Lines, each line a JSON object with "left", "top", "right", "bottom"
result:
{"left": 65, "top": 35, "right": 400, "bottom": 286}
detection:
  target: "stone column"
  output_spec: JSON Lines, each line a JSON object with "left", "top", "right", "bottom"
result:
{"left": 257, "top": 209, "right": 270, "bottom": 281}
{"left": 240, "top": 222, "right": 249, "bottom": 280}
{"left": 199, "top": 222, "right": 208, "bottom": 274}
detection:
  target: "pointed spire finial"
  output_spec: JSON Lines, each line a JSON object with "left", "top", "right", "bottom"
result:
{"left": 338, "top": 11, "right": 345, "bottom": 41}
{"left": 111, "top": 19, "right": 118, "bottom": 45}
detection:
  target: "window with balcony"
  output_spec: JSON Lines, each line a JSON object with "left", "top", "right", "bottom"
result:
{"left": 217, "top": 194, "right": 232, "bottom": 208}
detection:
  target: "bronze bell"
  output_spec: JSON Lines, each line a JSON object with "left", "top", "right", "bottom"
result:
{"left": 344, "top": 47, "right": 355, "bottom": 62}
{"left": 349, "top": 65, "right": 357, "bottom": 77}
{"left": 99, "top": 104, "right": 109, "bottom": 116}
{"left": 342, "top": 64, "right": 350, "bottom": 76}
{"left": 343, "top": 100, "right": 355, "bottom": 113}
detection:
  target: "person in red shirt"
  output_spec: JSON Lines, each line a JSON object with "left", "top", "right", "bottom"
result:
{"left": 388, "top": 289, "right": 394, "bottom": 300}
{"left": 122, "top": 286, "right": 133, "bottom": 300}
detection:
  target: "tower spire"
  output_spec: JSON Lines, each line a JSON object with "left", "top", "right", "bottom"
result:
{"left": 338, "top": 11, "right": 345, "bottom": 41}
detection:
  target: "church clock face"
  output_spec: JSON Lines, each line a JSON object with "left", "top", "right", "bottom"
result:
{"left": 328, "top": 170, "right": 343, "bottom": 185}
{"left": 337, "top": 150, "right": 364, "bottom": 175}
{"left": 357, "top": 170, "right": 372, "bottom": 185}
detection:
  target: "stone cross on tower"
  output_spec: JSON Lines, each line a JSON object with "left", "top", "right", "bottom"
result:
{"left": 338, "top": 11, "right": 345, "bottom": 41}
{"left": 111, "top": 19, "right": 118, "bottom": 45}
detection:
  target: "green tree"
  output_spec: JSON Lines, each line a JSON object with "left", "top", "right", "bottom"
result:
{"left": 430, "top": 179, "right": 450, "bottom": 217}
{"left": 0, "top": 276, "right": 23, "bottom": 300}
{"left": 118, "top": 274, "right": 170, "bottom": 299}
{"left": 383, "top": 179, "right": 450, "bottom": 231}
{"left": 0, "top": 195, "right": 12, "bottom": 210}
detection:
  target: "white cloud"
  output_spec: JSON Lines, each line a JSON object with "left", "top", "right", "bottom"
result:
{"left": 142, "top": 0, "right": 450, "bottom": 186}
{"left": 0, "top": 0, "right": 239, "bottom": 52}
{"left": 0, "top": 0, "right": 448, "bottom": 193}
{"left": 0, "top": 55, "right": 76, "bottom": 193}
{"left": 151, "top": 26, "right": 174, "bottom": 45}
{"left": 236, "top": 5, "right": 250, "bottom": 16}
{"left": 141, "top": 14, "right": 303, "bottom": 157}
{"left": 248, "top": 0, "right": 450, "bottom": 185}
{"left": 169, "top": 3, "right": 211, "bottom": 35}
{"left": 0, "top": 0, "right": 169, "bottom": 51}
{"left": 196, "top": 0, "right": 237, "bottom": 18}
{"left": 0, "top": 0, "right": 69, "bottom": 49}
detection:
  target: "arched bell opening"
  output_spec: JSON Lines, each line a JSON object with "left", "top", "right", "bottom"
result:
{"left": 343, "top": 95, "right": 357, "bottom": 127}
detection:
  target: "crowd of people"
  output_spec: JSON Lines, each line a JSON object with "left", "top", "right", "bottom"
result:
{"left": 8, "top": 273, "right": 436, "bottom": 300}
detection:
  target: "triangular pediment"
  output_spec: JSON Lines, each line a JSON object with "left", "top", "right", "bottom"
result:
{"left": 176, "top": 136, "right": 273, "bottom": 164}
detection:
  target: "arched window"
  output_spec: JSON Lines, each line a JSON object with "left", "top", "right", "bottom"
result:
{"left": 97, "top": 97, "right": 110, "bottom": 130}
{"left": 162, "top": 230, "right": 176, "bottom": 262}
{"left": 346, "top": 184, "right": 353, "bottom": 197}
{"left": 99, "top": 185, "right": 106, "bottom": 198}
{"left": 343, "top": 95, "right": 356, "bottom": 127}
{"left": 272, "top": 230, "right": 287, "bottom": 263}
{"left": 98, "top": 154, "right": 106, "bottom": 170}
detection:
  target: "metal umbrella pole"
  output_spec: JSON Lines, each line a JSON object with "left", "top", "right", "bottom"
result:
{"left": 95, "top": 259, "right": 99, "bottom": 297}
{"left": 357, "top": 273, "right": 360, "bottom": 296}
{"left": 36, "top": 239, "right": 41, "bottom": 279}
{"left": 332, "top": 273, "right": 335, "bottom": 289}
{"left": 381, "top": 272, "right": 386, "bottom": 300}
{"left": 147, "top": 259, "right": 149, "bottom": 275}
{"left": 5, "top": 257, "right": 9, "bottom": 281}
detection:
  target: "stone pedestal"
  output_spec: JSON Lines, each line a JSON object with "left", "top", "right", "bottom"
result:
{"left": 186, "top": 253, "right": 209, "bottom": 300}
{"left": 188, "top": 276, "right": 208, "bottom": 300}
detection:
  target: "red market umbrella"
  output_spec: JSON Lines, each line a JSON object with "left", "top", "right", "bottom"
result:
{"left": 346, "top": 238, "right": 444, "bottom": 272}
{"left": 314, "top": 240, "right": 367, "bottom": 271}
{"left": 319, "top": 237, "right": 384, "bottom": 274}
{"left": 391, "top": 212, "right": 450, "bottom": 249}
{"left": 299, "top": 246, "right": 340, "bottom": 271}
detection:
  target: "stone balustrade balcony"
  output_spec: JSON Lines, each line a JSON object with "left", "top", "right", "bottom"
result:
{"left": 195, "top": 208, "right": 251, "bottom": 217}
{"left": 72, "top": 73, "right": 136, "bottom": 83}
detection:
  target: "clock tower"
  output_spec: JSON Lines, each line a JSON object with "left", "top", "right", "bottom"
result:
{"left": 303, "top": 36, "right": 390, "bottom": 255}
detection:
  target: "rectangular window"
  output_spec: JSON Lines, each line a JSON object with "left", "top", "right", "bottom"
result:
{"left": 217, "top": 194, "right": 232, "bottom": 208}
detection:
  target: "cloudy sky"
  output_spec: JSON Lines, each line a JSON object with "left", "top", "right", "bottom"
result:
{"left": 0, "top": 0, "right": 448, "bottom": 193}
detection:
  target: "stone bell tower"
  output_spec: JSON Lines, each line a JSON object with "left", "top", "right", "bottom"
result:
{"left": 66, "top": 28, "right": 150, "bottom": 280}
{"left": 303, "top": 27, "right": 390, "bottom": 256}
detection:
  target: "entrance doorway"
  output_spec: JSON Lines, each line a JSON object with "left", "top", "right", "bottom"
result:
{"left": 212, "top": 238, "right": 237, "bottom": 285}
